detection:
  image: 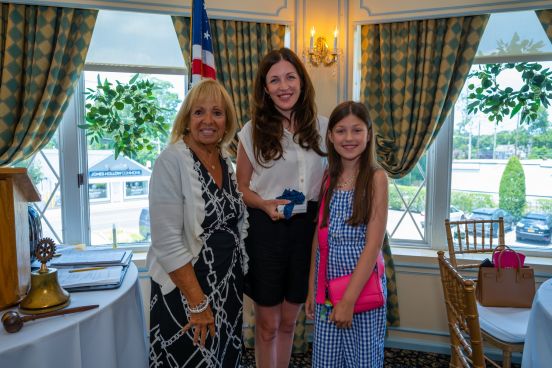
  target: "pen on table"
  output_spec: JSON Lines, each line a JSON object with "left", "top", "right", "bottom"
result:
{"left": 69, "top": 267, "right": 106, "bottom": 273}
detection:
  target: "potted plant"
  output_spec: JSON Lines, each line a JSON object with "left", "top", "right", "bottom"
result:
{"left": 80, "top": 74, "right": 171, "bottom": 159}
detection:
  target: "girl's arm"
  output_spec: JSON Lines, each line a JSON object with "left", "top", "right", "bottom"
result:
{"left": 305, "top": 226, "right": 319, "bottom": 320}
{"left": 330, "top": 169, "right": 388, "bottom": 328}
{"left": 236, "top": 142, "right": 288, "bottom": 220}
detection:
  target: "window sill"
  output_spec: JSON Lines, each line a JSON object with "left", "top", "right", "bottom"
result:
{"left": 390, "top": 245, "right": 552, "bottom": 276}
{"left": 129, "top": 245, "right": 552, "bottom": 276}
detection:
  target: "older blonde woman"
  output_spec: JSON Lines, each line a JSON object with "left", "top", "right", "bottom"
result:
{"left": 147, "top": 79, "right": 248, "bottom": 367}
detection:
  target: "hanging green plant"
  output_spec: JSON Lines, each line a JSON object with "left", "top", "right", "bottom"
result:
{"left": 466, "top": 62, "right": 552, "bottom": 125}
{"left": 79, "top": 74, "right": 170, "bottom": 159}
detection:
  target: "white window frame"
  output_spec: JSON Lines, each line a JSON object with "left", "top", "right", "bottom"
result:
{"left": 58, "top": 64, "right": 187, "bottom": 249}
{"left": 353, "top": 73, "right": 552, "bottom": 256}
{"left": 417, "top": 51, "right": 552, "bottom": 257}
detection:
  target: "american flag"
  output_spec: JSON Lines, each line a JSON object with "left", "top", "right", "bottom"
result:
{"left": 191, "top": 0, "right": 216, "bottom": 85}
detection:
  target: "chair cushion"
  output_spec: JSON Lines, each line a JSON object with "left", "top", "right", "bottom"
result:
{"left": 477, "top": 302, "right": 530, "bottom": 343}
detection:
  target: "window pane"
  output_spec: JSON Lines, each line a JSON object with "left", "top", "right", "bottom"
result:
{"left": 84, "top": 70, "right": 184, "bottom": 246}
{"left": 452, "top": 61, "right": 552, "bottom": 252}
{"left": 477, "top": 11, "right": 552, "bottom": 57}
{"left": 87, "top": 10, "right": 186, "bottom": 68}
{"left": 15, "top": 137, "right": 63, "bottom": 243}
{"left": 387, "top": 155, "right": 427, "bottom": 242}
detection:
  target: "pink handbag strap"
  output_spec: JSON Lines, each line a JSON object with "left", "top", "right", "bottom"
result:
{"left": 315, "top": 175, "right": 330, "bottom": 304}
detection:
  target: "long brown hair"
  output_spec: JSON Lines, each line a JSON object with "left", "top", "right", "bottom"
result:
{"left": 251, "top": 48, "right": 324, "bottom": 166}
{"left": 321, "top": 101, "right": 380, "bottom": 227}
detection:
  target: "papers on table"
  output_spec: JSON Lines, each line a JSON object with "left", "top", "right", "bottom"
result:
{"left": 51, "top": 249, "right": 130, "bottom": 267}
{"left": 31, "top": 248, "right": 133, "bottom": 291}
{"left": 57, "top": 266, "right": 124, "bottom": 289}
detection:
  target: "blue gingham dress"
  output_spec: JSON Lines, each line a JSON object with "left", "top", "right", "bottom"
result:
{"left": 312, "top": 189, "right": 387, "bottom": 368}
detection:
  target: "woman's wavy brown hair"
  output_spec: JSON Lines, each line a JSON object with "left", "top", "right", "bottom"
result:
{"left": 320, "top": 101, "right": 380, "bottom": 227}
{"left": 251, "top": 48, "right": 324, "bottom": 166}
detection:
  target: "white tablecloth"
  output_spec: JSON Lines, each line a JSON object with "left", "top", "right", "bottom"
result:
{"left": 0, "top": 263, "right": 148, "bottom": 368}
{"left": 522, "top": 277, "right": 552, "bottom": 368}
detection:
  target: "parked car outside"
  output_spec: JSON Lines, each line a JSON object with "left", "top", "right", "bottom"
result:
{"left": 139, "top": 208, "right": 150, "bottom": 240}
{"left": 468, "top": 208, "right": 514, "bottom": 234}
{"left": 421, "top": 205, "right": 465, "bottom": 228}
{"left": 516, "top": 212, "right": 552, "bottom": 244}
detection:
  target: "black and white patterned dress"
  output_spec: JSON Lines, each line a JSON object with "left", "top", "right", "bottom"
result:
{"left": 149, "top": 153, "right": 246, "bottom": 368}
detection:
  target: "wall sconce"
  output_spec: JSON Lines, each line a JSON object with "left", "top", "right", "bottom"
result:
{"left": 304, "top": 27, "right": 341, "bottom": 67}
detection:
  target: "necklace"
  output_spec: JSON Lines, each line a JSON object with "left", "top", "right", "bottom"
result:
{"left": 184, "top": 137, "right": 219, "bottom": 171}
{"left": 336, "top": 171, "right": 358, "bottom": 189}
{"left": 200, "top": 151, "right": 218, "bottom": 171}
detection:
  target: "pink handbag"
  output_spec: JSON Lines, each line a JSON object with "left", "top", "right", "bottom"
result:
{"left": 327, "top": 255, "right": 385, "bottom": 313}
{"left": 492, "top": 246, "right": 526, "bottom": 268}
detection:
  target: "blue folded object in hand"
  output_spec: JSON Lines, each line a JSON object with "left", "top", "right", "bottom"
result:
{"left": 276, "top": 189, "right": 305, "bottom": 219}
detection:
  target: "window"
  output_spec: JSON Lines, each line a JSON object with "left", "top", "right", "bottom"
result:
{"left": 354, "top": 10, "right": 552, "bottom": 256}
{"left": 125, "top": 181, "right": 148, "bottom": 198}
{"left": 88, "top": 183, "right": 109, "bottom": 200}
{"left": 451, "top": 11, "right": 552, "bottom": 254}
{"left": 22, "top": 10, "right": 186, "bottom": 248}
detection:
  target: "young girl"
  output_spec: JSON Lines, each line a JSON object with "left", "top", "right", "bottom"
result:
{"left": 306, "top": 101, "right": 388, "bottom": 367}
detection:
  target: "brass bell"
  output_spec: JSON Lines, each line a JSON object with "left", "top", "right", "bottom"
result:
{"left": 19, "top": 238, "right": 70, "bottom": 314}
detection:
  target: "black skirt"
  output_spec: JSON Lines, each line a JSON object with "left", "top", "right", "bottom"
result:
{"left": 244, "top": 201, "right": 318, "bottom": 306}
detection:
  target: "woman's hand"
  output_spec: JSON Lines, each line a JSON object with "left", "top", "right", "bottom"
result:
{"left": 329, "top": 300, "right": 354, "bottom": 329}
{"left": 183, "top": 306, "right": 216, "bottom": 346}
{"left": 262, "top": 199, "right": 290, "bottom": 221}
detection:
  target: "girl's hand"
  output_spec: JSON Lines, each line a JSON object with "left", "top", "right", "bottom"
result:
{"left": 183, "top": 306, "right": 215, "bottom": 346}
{"left": 262, "top": 199, "right": 290, "bottom": 221}
{"left": 305, "top": 292, "right": 315, "bottom": 320}
{"left": 329, "top": 300, "right": 354, "bottom": 329}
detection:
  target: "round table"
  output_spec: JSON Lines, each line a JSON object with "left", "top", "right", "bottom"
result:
{"left": 0, "top": 263, "right": 148, "bottom": 368}
{"left": 522, "top": 277, "right": 552, "bottom": 368}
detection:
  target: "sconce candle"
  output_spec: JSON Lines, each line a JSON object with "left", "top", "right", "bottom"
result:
{"left": 333, "top": 28, "right": 338, "bottom": 49}
{"left": 310, "top": 27, "right": 315, "bottom": 49}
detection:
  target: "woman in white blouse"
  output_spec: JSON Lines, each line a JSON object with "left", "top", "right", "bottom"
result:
{"left": 237, "top": 48, "right": 327, "bottom": 368}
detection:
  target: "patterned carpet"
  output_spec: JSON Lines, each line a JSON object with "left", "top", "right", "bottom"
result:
{"left": 241, "top": 347, "right": 522, "bottom": 367}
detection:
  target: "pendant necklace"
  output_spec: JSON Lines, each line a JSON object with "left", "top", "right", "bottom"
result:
{"left": 183, "top": 136, "right": 218, "bottom": 171}
{"left": 337, "top": 170, "right": 358, "bottom": 189}
{"left": 203, "top": 151, "right": 217, "bottom": 170}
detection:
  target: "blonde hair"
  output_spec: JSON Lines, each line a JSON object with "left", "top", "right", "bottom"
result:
{"left": 170, "top": 79, "right": 237, "bottom": 149}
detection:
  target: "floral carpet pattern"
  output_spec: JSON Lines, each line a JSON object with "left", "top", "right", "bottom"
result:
{"left": 241, "top": 347, "right": 521, "bottom": 367}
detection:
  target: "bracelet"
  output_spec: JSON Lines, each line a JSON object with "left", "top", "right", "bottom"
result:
{"left": 188, "top": 295, "right": 209, "bottom": 314}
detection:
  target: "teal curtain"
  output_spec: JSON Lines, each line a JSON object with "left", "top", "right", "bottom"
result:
{"left": 361, "top": 15, "right": 489, "bottom": 179}
{"left": 536, "top": 9, "right": 552, "bottom": 42}
{"left": 0, "top": 3, "right": 97, "bottom": 165}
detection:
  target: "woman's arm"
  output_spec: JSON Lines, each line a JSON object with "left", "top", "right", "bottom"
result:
{"left": 149, "top": 150, "right": 214, "bottom": 346}
{"left": 330, "top": 169, "right": 388, "bottom": 328}
{"left": 168, "top": 264, "right": 215, "bottom": 346}
{"left": 305, "top": 226, "right": 319, "bottom": 320}
{"left": 236, "top": 142, "right": 288, "bottom": 220}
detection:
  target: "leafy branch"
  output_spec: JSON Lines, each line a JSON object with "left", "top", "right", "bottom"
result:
{"left": 79, "top": 74, "right": 170, "bottom": 159}
{"left": 466, "top": 62, "right": 552, "bottom": 125}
